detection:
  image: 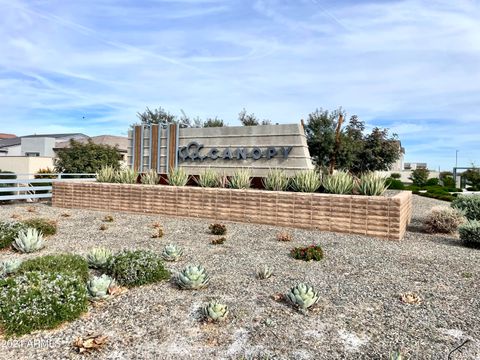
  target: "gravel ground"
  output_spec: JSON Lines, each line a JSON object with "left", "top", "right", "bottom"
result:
{"left": 0, "top": 195, "right": 478, "bottom": 360}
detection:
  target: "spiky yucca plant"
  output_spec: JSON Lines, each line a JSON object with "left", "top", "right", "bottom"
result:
{"left": 0, "top": 259, "right": 22, "bottom": 278}
{"left": 256, "top": 265, "right": 273, "bottom": 279}
{"left": 161, "top": 244, "right": 183, "bottom": 261}
{"left": 167, "top": 168, "right": 189, "bottom": 186}
{"left": 286, "top": 283, "right": 320, "bottom": 312}
{"left": 116, "top": 168, "right": 138, "bottom": 184}
{"left": 356, "top": 172, "right": 388, "bottom": 196}
{"left": 87, "top": 274, "right": 116, "bottom": 301}
{"left": 86, "top": 247, "right": 113, "bottom": 269}
{"left": 202, "top": 300, "right": 229, "bottom": 322}
{"left": 262, "top": 168, "right": 289, "bottom": 191}
{"left": 175, "top": 265, "right": 210, "bottom": 290}
{"left": 323, "top": 170, "right": 354, "bottom": 194}
{"left": 140, "top": 169, "right": 160, "bottom": 185}
{"left": 12, "top": 228, "right": 45, "bottom": 253}
{"left": 228, "top": 169, "right": 251, "bottom": 189}
{"left": 96, "top": 165, "right": 117, "bottom": 183}
{"left": 290, "top": 170, "right": 321, "bottom": 193}
{"left": 197, "top": 168, "right": 225, "bottom": 188}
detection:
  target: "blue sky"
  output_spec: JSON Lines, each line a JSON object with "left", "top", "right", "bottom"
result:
{"left": 1, "top": 0, "right": 479, "bottom": 170}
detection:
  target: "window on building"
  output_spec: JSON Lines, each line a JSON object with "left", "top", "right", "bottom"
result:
{"left": 25, "top": 152, "right": 40, "bottom": 157}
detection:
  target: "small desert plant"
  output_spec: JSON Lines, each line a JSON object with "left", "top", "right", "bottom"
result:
{"left": 276, "top": 231, "right": 293, "bottom": 242}
{"left": 290, "top": 244, "right": 324, "bottom": 261}
{"left": 175, "top": 265, "right": 210, "bottom": 290}
{"left": 209, "top": 223, "right": 227, "bottom": 235}
{"left": 197, "top": 168, "right": 224, "bottom": 188}
{"left": 400, "top": 292, "right": 422, "bottom": 305}
{"left": 0, "top": 271, "right": 88, "bottom": 337}
{"left": 106, "top": 250, "right": 169, "bottom": 287}
{"left": 99, "top": 224, "right": 108, "bottom": 231}
{"left": 102, "top": 215, "right": 114, "bottom": 222}
{"left": 17, "top": 254, "right": 90, "bottom": 282}
{"left": 323, "top": 170, "right": 355, "bottom": 194}
{"left": 256, "top": 265, "right": 273, "bottom": 279}
{"left": 0, "top": 259, "right": 22, "bottom": 278}
{"left": 424, "top": 206, "right": 466, "bottom": 233}
{"left": 96, "top": 165, "right": 117, "bottom": 183}
{"left": 161, "top": 244, "right": 183, "bottom": 262}
{"left": 452, "top": 195, "right": 480, "bottom": 221}
{"left": 286, "top": 283, "right": 320, "bottom": 312}
{"left": 211, "top": 237, "right": 226, "bottom": 245}
{"left": 0, "top": 221, "right": 27, "bottom": 249}
{"left": 21, "top": 218, "right": 57, "bottom": 236}
{"left": 86, "top": 247, "right": 113, "bottom": 270}
{"left": 140, "top": 169, "right": 160, "bottom": 185}
{"left": 458, "top": 220, "right": 480, "bottom": 245}
{"left": 262, "top": 168, "right": 289, "bottom": 191}
{"left": 151, "top": 225, "right": 164, "bottom": 238}
{"left": 167, "top": 168, "right": 189, "bottom": 186}
{"left": 12, "top": 228, "right": 45, "bottom": 253}
{"left": 290, "top": 170, "right": 321, "bottom": 193}
{"left": 356, "top": 172, "right": 387, "bottom": 196}
{"left": 115, "top": 168, "right": 138, "bottom": 184}
{"left": 228, "top": 168, "right": 251, "bottom": 189}
{"left": 202, "top": 300, "right": 229, "bottom": 322}
{"left": 87, "top": 274, "right": 116, "bottom": 301}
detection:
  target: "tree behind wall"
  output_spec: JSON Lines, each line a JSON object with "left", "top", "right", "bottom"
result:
{"left": 54, "top": 140, "right": 121, "bottom": 173}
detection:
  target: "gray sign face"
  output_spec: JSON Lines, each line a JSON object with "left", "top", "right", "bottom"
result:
{"left": 178, "top": 141, "right": 293, "bottom": 161}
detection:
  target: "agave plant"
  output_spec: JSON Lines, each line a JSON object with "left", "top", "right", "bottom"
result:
{"left": 86, "top": 247, "right": 113, "bottom": 269}
{"left": 323, "top": 170, "right": 354, "bottom": 194}
{"left": 286, "top": 283, "right": 320, "bottom": 312}
{"left": 12, "top": 228, "right": 45, "bottom": 253}
{"left": 167, "top": 168, "right": 189, "bottom": 186}
{"left": 262, "top": 168, "right": 289, "bottom": 191}
{"left": 196, "top": 168, "right": 224, "bottom": 188}
{"left": 228, "top": 169, "right": 252, "bottom": 189}
{"left": 87, "top": 274, "right": 116, "bottom": 301}
{"left": 96, "top": 165, "right": 117, "bottom": 183}
{"left": 202, "top": 300, "right": 229, "bottom": 322}
{"left": 0, "top": 258, "right": 22, "bottom": 278}
{"left": 256, "top": 265, "right": 273, "bottom": 279}
{"left": 116, "top": 168, "right": 138, "bottom": 184}
{"left": 356, "top": 172, "right": 387, "bottom": 196}
{"left": 290, "top": 170, "right": 322, "bottom": 193}
{"left": 161, "top": 244, "right": 183, "bottom": 262}
{"left": 140, "top": 169, "right": 160, "bottom": 185}
{"left": 175, "top": 265, "right": 209, "bottom": 290}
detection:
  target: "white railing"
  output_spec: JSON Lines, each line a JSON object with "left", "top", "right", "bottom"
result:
{"left": 0, "top": 173, "right": 96, "bottom": 201}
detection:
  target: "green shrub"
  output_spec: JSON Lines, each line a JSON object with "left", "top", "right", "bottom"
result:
{"left": 387, "top": 178, "right": 405, "bottom": 190}
{"left": 451, "top": 195, "right": 480, "bottom": 220}
{"left": 167, "top": 168, "right": 189, "bottom": 186}
{"left": 228, "top": 169, "right": 252, "bottom": 189}
{"left": 442, "top": 176, "right": 456, "bottom": 188}
{"left": 322, "top": 170, "right": 354, "bottom": 194}
{"left": 17, "top": 254, "right": 90, "bottom": 283}
{"left": 209, "top": 223, "right": 227, "bottom": 235}
{"left": 390, "top": 173, "right": 401, "bottom": 179}
{"left": 0, "top": 271, "right": 88, "bottom": 337}
{"left": 424, "top": 206, "right": 466, "bottom": 233}
{"left": 0, "top": 170, "right": 16, "bottom": 198}
{"left": 0, "top": 221, "right": 27, "bottom": 250}
{"left": 290, "top": 170, "right": 321, "bottom": 193}
{"left": 458, "top": 220, "right": 480, "bottom": 245}
{"left": 21, "top": 218, "right": 57, "bottom": 237}
{"left": 356, "top": 172, "right": 387, "bottom": 196}
{"left": 106, "top": 250, "right": 169, "bottom": 287}
{"left": 425, "top": 178, "right": 439, "bottom": 186}
{"left": 409, "top": 168, "right": 430, "bottom": 187}
{"left": 140, "top": 169, "right": 160, "bottom": 185}
{"left": 34, "top": 168, "right": 56, "bottom": 194}
{"left": 262, "top": 168, "right": 289, "bottom": 191}
{"left": 196, "top": 168, "right": 225, "bottom": 188}
{"left": 290, "top": 245, "right": 323, "bottom": 261}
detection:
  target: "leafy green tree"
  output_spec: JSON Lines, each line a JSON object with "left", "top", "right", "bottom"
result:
{"left": 238, "top": 109, "right": 271, "bottom": 126}
{"left": 354, "top": 128, "right": 400, "bottom": 173}
{"left": 54, "top": 140, "right": 121, "bottom": 173}
{"left": 463, "top": 165, "right": 480, "bottom": 189}
{"left": 409, "top": 168, "right": 430, "bottom": 187}
{"left": 137, "top": 106, "right": 176, "bottom": 125}
{"left": 203, "top": 117, "right": 225, "bottom": 127}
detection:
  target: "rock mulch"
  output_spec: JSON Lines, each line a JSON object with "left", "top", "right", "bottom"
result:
{"left": 0, "top": 195, "right": 478, "bottom": 359}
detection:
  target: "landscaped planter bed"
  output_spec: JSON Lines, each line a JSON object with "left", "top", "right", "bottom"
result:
{"left": 52, "top": 182, "right": 412, "bottom": 240}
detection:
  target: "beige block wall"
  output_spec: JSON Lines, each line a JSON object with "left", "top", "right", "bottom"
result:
{"left": 53, "top": 182, "right": 412, "bottom": 240}
{"left": 0, "top": 157, "right": 53, "bottom": 176}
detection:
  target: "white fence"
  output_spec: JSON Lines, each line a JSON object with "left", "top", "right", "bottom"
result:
{"left": 0, "top": 173, "right": 96, "bottom": 201}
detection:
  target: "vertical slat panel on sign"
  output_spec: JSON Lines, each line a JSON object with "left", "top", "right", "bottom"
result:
{"left": 133, "top": 126, "right": 142, "bottom": 172}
